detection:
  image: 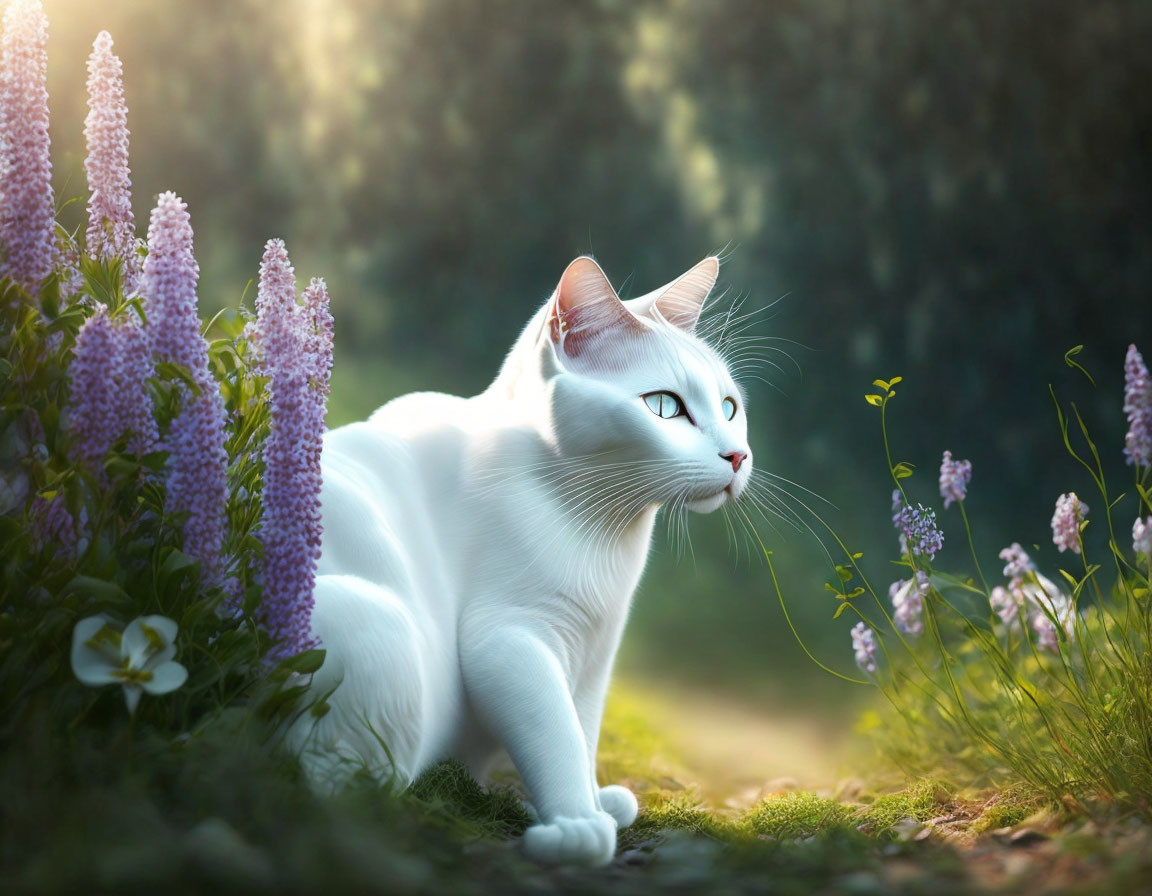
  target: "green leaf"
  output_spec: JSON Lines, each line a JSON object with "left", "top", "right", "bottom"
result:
{"left": 154, "top": 361, "right": 202, "bottom": 394}
{"left": 893, "top": 462, "right": 914, "bottom": 480}
{"left": 872, "top": 379, "right": 890, "bottom": 391}
{"left": 888, "top": 376, "right": 903, "bottom": 386}
{"left": 157, "top": 548, "right": 199, "bottom": 594}
{"left": 62, "top": 574, "right": 133, "bottom": 605}
{"left": 1063, "top": 345, "right": 1096, "bottom": 386}
{"left": 832, "top": 603, "right": 850, "bottom": 620}
{"left": 836, "top": 564, "right": 854, "bottom": 582}
{"left": 276, "top": 648, "right": 326, "bottom": 675}
{"left": 865, "top": 394, "right": 883, "bottom": 407}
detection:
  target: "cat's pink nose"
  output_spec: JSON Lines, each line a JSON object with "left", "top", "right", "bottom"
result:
{"left": 721, "top": 451, "right": 747, "bottom": 472}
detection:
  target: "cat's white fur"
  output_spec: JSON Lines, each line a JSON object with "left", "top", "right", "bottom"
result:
{"left": 289, "top": 257, "right": 752, "bottom": 866}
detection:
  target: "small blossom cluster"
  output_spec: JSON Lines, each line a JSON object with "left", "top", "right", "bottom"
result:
{"left": 1051, "top": 492, "right": 1088, "bottom": 555}
{"left": 84, "top": 30, "right": 139, "bottom": 291}
{"left": 1124, "top": 344, "right": 1151, "bottom": 468}
{"left": 891, "top": 491, "right": 944, "bottom": 560}
{"left": 250, "top": 239, "right": 333, "bottom": 659}
{"left": 851, "top": 621, "right": 879, "bottom": 674}
{"left": 990, "top": 543, "right": 1075, "bottom": 651}
{"left": 938, "top": 451, "right": 971, "bottom": 508}
{"left": 142, "top": 192, "right": 227, "bottom": 579}
{"left": 889, "top": 570, "right": 930, "bottom": 637}
{"left": 999, "top": 542, "right": 1032, "bottom": 580}
{"left": 69, "top": 305, "right": 158, "bottom": 474}
{"left": 0, "top": 0, "right": 54, "bottom": 294}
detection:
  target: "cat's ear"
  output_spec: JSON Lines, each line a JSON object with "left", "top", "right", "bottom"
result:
{"left": 549, "top": 256, "right": 643, "bottom": 356}
{"left": 649, "top": 256, "right": 719, "bottom": 333}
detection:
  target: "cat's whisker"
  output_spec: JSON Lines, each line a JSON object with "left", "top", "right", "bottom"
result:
{"left": 753, "top": 469, "right": 837, "bottom": 509}
{"left": 744, "top": 478, "right": 842, "bottom": 570}
{"left": 741, "top": 489, "right": 796, "bottom": 539}
{"left": 743, "top": 476, "right": 811, "bottom": 528}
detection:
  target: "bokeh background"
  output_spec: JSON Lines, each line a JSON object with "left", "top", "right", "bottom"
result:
{"left": 38, "top": 0, "right": 1152, "bottom": 779}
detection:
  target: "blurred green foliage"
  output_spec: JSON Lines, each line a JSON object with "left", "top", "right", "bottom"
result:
{"left": 40, "top": 0, "right": 1152, "bottom": 710}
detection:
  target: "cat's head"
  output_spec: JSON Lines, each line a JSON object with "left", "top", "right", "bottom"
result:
{"left": 539, "top": 256, "right": 751, "bottom": 513}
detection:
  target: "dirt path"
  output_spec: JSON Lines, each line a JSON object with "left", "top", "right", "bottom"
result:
{"left": 606, "top": 677, "right": 853, "bottom": 804}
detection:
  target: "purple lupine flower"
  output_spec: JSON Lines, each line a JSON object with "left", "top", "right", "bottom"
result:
{"left": 55, "top": 232, "right": 85, "bottom": 299}
{"left": 302, "top": 277, "right": 334, "bottom": 395}
{"left": 84, "top": 30, "right": 138, "bottom": 292}
{"left": 0, "top": 0, "right": 54, "bottom": 294}
{"left": 1133, "top": 517, "right": 1151, "bottom": 562}
{"left": 1051, "top": 492, "right": 1089, "bottom": 555}
{"left": 851, "top": 621, "right": 879, "bottom": 674}
{"left": 938, "top": 450, "right": 971, "bottom": 509}
{"left": 891, "top": 491, "right": 944, "bottom": 561}
{"left": 69, "top": 305, "right": 157, "bottom": 472}
{"left": 999, "top": 542, "right": 1032, "bottom": 580}
{"left": 889, "top": 569, "right": 930, "bottom": 637}
{"left": 112, "top": 312, "right": 158, "bottom": 456}
{"left": 142, "top": 192, "right": 209, "bottom": 377}
{"left": 253, "top": 239, "right": 330, "bottom": 659}
{"left": 69, "top": 305, "right": 120, "bottom": 473}
{"left": 142, "top": 193, "right": 226, "bottom": 577}
{"left": 165, "top": 386, "right": 227, "bottom": 578}
{"left": 1124, "top": 345, "right": 1151, "bottom": 468}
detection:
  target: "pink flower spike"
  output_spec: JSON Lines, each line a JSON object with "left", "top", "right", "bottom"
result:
{"left": 84, "top": 30, "right": 138, "bottom": 291}
{"left": 0, "top": 0, "right": 54, "bottom": 295}
{"left": 1123, "top": 345, "right": 1151, "bottom": 468}
{"left": 999, "top": 543, "right": 1033, "bottom": 580}
{"left": 889, "top": 570, "right": 930, "bottom": 637}
{"left": 938, "top": 450, "right": 972, "bottom": 508}
{"left": 1051, "top": 492, "right": 1089, "bottom": 555}
{"left": 851, "top": 621, "right": 879, "bottom": 674}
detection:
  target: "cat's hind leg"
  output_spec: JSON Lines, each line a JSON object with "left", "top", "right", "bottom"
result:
{"left": 291, "top": 574, "right": 427, "bottom": 791}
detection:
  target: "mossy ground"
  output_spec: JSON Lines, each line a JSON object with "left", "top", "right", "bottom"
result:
{"left": 3, "top": 682, "right": 1151, "bottom": 895}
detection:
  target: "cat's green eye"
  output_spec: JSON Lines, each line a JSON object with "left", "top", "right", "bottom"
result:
{"left": 643, "top": 391, "right": 685, "bottom": 419}
{"left": 722, "top": 397, "right": 737, "bottom": 420}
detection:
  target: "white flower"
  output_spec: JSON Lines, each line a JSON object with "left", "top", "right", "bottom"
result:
{"left": 889, "top": 570, "right": 930, "bottom": 637}
{"left": 1134, "top": 516, "right": 1152, "bottom": 561}
{"left": 71, "top": 614, "right": 188, "bottom": 713}
{"left": 851, "top": 621, "right": 879, "bottom": 674}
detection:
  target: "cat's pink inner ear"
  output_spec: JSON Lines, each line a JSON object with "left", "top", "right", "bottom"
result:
{"left": 651, "top": 256, "right": 719, "bottom": 332}
{"left": 550, "top": 256, "right": 643, "bottom": 356}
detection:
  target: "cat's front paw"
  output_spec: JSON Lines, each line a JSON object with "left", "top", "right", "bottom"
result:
{"left": 520, "top": 811, "right": 617, "bottom": 867}
{"left": 598, "top": 785, "right": 638, "bottom": 829}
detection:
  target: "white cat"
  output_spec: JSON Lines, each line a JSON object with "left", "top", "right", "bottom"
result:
{"left": 290, "top": 256, "right": 752, "bottom": 866}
